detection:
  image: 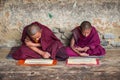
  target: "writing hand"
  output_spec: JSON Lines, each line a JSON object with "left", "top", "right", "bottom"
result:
{"left": 42, "top": 52, "right": 51, "bottom": 58}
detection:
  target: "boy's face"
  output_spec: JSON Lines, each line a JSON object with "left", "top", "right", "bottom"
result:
{"left": 82, "top": 29, "right": 91, "bottom": 37}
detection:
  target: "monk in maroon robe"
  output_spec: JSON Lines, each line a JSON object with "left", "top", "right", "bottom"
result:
{"left": 12, "top": 22, "right": 68, "bottom": 60}
{"left": 66, "top": 21, "right": 105, "bottom": 57}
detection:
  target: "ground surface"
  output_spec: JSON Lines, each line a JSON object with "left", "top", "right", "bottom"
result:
{"left": 0, "top": 48, "right": 120, "bottom": 80}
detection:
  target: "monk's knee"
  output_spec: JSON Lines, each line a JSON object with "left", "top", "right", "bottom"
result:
{"left": 62, "top": 54, "right": 69, "bottom": 60}
{"left": 12, "top": 52, "right": 27, "bottom": 60}
{"left": 12, "top": 53, "right": 19, "bottom": 60}
{"left": 12, "top": 45, "right": 30, "bottom": 60}
{"left": 56, "top": 47, "right": 69, "bottom": 61}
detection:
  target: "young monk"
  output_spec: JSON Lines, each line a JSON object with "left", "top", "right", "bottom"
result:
{"left": 66, "top": 21, "right": 105, "bottom": 57}
{"left": 12, "top": 22, "right": 68, "bottom": 60}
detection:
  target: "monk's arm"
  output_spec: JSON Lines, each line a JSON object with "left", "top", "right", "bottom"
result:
{"left": 70, "top": 37, "right": 88, "bottom": 56}
{"left": 70, "top": 37, "right": 75, "bottom": 48}
{"left": 25, "top": 38, "right": 50, "bottom": 58}
{"left": 25, "top": 37, "right": 41, "bottom": 47}
{"left": 70, "top": 37, "right": 80, "bottom": 53}
{"left": 70, "top": 37, "right": 84, "bottom": 52}
{"left": 29, "top": 46, "right": 44, "bottom": 55}
{"left": 28, "top": 46, "right": 50, "bottom": 58}
{"left": 29, "top": 43, "right": 41, "bottom": 47}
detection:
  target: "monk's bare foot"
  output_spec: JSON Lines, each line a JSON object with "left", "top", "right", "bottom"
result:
{"left": 79, "top": 53, "right": 89, "bottom": 57}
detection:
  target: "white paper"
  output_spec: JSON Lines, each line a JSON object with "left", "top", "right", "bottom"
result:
{"left": 25, "top": 59, "right": 53, "bottom": 64}
{"left": 67, "top": 57, "right": 97, "bottom": 64}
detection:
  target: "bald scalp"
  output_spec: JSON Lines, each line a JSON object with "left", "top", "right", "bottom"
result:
{"left": 27, "top": 24, "right": 41, "bottom": 36}
{"left": 79, "top": 21, "right": 92, "bottom": 32}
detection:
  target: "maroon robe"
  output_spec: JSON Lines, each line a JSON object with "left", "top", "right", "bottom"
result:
{"left": 12, "top": 22, "right": 68, "bottom": 60}
{"left": 66, "top": 26, "right": 105, "bottom": 56}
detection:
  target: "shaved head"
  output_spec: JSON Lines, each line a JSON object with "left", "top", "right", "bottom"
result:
{"left": 80, "top": 21, "right": 92, "bottom": 32}
{"left": 79, "top": 21, "right": 92, "bottom": 37}
{"left": 27, "top": 24, "right": 41, "bottom": 36}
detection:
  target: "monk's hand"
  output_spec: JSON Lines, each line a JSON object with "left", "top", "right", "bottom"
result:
{"left": 83, "top": 47, "right": 90, "bottom": 52}
{"left": 42, "top": 52, "right": 50, "bottom": 58}
{"left": 75, "top": 47, "right": 84, "bottom": 51}
{"left": 79, "top": 53, "right": 89, "bottom": 57}
{"left": 71, "top": 46, "right": 80, "bottom": 54}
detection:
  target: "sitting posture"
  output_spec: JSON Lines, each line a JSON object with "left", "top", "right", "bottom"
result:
{"left": 12, "top": 22, "right": 68, "bottom": 60}
{"left": 66, "top": 21, "right": 105, "bottom": 57}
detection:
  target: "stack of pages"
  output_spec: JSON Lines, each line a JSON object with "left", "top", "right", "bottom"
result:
{"left": 66, "top": 57, "right": 99, "bottom": 65}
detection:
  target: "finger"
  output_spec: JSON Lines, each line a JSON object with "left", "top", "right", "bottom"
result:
{"left": 75, "top": 47, "right": 79, "bottom": 49}
{"left": 46, "top": 52, "right": 50, "bottom": 57}
{"left": 48, "top": 54, "right": 50, "bottom": 57}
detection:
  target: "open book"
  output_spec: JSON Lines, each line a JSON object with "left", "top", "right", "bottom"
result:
{"left": 66, "top": 57, "right": 99, "bottom": 65}
{"left": 17, "top": 59, "right": 57, "bottom": 66}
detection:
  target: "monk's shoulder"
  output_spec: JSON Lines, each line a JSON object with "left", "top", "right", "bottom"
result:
{"left": 91, "top": 26, "right": 98, "bottom": 34}
{"left": 72, "top": 26, "right": 80, "bottom": 32}
{"left": 42, "top": 25, "right": 52, "bottom": 32}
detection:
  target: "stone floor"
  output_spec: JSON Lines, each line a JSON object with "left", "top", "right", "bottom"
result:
{"left": 0, "top": 47, "right": 120, "bottom": 80}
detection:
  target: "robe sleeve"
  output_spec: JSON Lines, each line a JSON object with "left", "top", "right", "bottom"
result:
{"left": 43, "top": 26, "right": 60, "bottom": 41}
{"left": 87, "top": 28, "right": 100, "bottom": 49}
{"left": 72, "top": 27, "right": 81, "bottom": 44}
